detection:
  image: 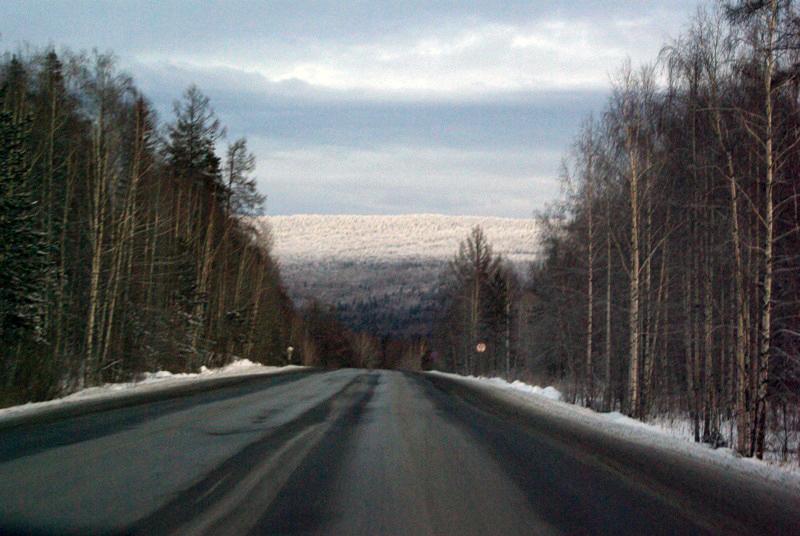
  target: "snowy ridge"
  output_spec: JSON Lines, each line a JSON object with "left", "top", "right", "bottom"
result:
{"left": 256, "top": 214, "right": 538, "bottom": 336}
{"left": 259, "top": 214, "right": 538, "bottom": 264}
{"left": 429, "top": 371, "right": 800, "bottom": 488}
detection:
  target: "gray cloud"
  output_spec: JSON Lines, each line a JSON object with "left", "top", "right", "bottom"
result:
{"left": 250, "top": 142, "right": 562, "bottom": 217}
{"left": 0, "top": 0, "right": 702, "bottom": 216}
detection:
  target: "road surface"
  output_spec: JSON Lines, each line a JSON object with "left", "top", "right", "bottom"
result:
{"left": 0, "top": 369, "right": 797, "bottom": 535}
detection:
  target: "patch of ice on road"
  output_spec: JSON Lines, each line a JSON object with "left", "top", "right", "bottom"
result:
{"left": 0, "top": 360, "right": 305, "bottom": 421}
{"left": 427, "top": 370, "right": 800, "bottom": 490}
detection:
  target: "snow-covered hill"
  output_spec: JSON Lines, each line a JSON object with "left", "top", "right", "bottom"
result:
{"left": 256, "top": 214, "right": 539, "bottom": 336}
{"left": 263, "top": 214, "right": 538, "bottom": 263}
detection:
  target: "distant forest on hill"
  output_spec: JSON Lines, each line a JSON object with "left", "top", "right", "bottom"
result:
{"left": 262, "top": 214, "right": 537, "bottom": 338}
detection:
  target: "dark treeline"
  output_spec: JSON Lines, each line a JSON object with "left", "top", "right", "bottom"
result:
{"left": 301, "top": 298, "right": 428, "bottom": 371}
{"left": 433, "top": 1, "right": 800, "bottom": 464}
{"left": 0, "top": 48, "right": 340, "bottom": 406}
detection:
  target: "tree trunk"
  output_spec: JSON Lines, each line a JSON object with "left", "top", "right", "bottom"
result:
{"left": 627, "top": 131, "right": 642, "bottom": 418}
{"left": 755, "top": 2, "right": 778, "bottom": 459}
{"left": 605, "top": 195, "right": 613, "bottom": 412}
{"left": 84, "top": 116, "right": 109, "bottom": 388}
{"left": 586, "top": 134, "right": 595, "bottom": 407}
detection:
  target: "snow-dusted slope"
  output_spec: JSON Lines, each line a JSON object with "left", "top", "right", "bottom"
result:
{"left": 257, "top": 215, "right": 538, "bottom": 336}
{"left": 262, "top": 214, "right": 538, "bottom": 264}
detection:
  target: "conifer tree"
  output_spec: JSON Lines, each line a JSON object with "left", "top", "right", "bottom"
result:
{"left": 165, "top": 85, "right": 224, "bottom": 187}
{"left": 0, "top": 90, "right": 49, "bottom": 361}
{"left": 224, "top": 137, "right": 264, "bottom": 215}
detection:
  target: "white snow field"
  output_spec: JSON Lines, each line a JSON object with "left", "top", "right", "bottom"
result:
{"left": 0, "top": 360, "right": 304, "bottom": 421}
{"left": 428, "top": 371, "right": 800, "bottom": 488}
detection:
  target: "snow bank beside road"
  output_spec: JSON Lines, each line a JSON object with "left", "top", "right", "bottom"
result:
{"left": 438, "top": 373, "right": 563, "bottom": 401}
{"left": 427, "top": 371, "right": 800, "bottom": 490}
{"left": 0, "top": 360, "right": 304, "bottom": 421}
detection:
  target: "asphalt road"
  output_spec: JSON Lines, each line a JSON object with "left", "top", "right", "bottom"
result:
{"left": 0, "top": 369, "right": 797, "bottom": 535}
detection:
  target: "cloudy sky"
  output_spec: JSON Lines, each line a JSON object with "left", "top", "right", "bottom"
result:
{"left": 1, "top": 1, "right": 700, "bottom": 217}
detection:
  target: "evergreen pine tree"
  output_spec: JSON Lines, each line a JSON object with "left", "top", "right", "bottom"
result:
{"left": 165, "top": 84, "right": 225, "bottom": 190}
{"left": 224, "top": 137, "right": 265, "bottom": 215}
{"left": 0, "top": 89, "right": 49, "bottom": 354}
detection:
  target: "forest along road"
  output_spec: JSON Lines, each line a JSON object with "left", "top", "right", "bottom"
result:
{"left": 0, "top": 369, "right": 798, "bottom": 536}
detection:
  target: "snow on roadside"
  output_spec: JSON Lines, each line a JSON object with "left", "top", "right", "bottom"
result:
{"left": 427, "top": 370, "right": 800, "bottom": 490}
{"left": 0, "top": 360, "right": 305, "bottom": 422}
{"left": 476, "top": 376, "right": 563, "bottom": 401}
